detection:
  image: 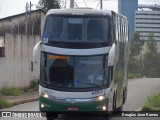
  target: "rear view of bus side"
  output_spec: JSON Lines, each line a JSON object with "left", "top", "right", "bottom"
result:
{"left": 33, "top": 8, "right": 129, "bottom": 119}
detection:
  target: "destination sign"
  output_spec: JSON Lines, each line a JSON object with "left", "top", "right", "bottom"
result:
{"left": 48, "top": 55, "right": 69, "bottom": 60}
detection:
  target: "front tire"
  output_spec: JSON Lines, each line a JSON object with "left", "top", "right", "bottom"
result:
{"left": 46, "top": 112, "right": 58, "bottom": 120}
{"left": 112, "top": 92, "right": 123, "bottom": 115}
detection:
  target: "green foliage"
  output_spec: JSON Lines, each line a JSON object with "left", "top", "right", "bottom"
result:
{"left": 22, "top": 87, "right": 29, "bottom": 92}
{"left": 130, "top": 32, "right": 144, "bottom": 56}
{"left": 128, "top": 73, "right": 142, "bottom": 79}
{"left": 129, "top": 32, "right": 160, "bottom": 78}
{"left": 1, "top": 87, "right": 21, "bottom": 96}
{"left": 141, "top": 106, "right": 153, "bottom": 111}
{"left": 128, "top": 32, "right": 144, "bottom": 76}
{"left": 0, "top": 98, "right": 12, "bottom": 109}
{"left": 143, "top": 33, "right": 160, "bottom": 78}
{"left": 142, "top": 92, "right": 160, "bottom": 111}
{"left": 148, "top": 68, "right": 158, "bottom": 78}
{"left": 29, "top": 80, "right": 39, "bottom": 91}
{"left": 146, "top": 33, "right": 157, "bottom": 53}
{"left": 38, "top": 0, "right": 60, "bottom": 11}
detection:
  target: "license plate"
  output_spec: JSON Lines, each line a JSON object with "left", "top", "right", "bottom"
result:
{"left": 68, "top": 107, "right": 79, "bottom": 111}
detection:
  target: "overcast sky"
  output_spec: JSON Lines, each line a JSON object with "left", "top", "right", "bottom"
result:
{"left": 0, "top": 0, "right": 159, "bottom": 19}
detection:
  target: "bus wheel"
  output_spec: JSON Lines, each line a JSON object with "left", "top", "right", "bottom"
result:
{"left": 46, "top": 117, "right": 54, "bottom": 120}
{"left": 116, "top": 105, "right": 123, "bottom": 112}
{"left": 123, "top": 89, "right": 126, "bottom": 104}
{"left": 112, "top": 93, "right": 116, "bottom": 113}
{"left": 113, "top": 93, "right": 122, "bottom": 114}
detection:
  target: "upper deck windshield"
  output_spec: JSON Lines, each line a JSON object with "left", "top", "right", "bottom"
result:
{"left": 40, "top": 52, "right": 108, "bottom": 91}
{"left": 43, "top": 15, "right": 109, "bottom": 43}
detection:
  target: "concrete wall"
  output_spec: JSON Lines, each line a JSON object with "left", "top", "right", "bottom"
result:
{"left": 0, "top": 33, "right": 40, "bottom": 89}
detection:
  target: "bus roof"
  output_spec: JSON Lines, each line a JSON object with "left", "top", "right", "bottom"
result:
{"left": 46, "top": 9, "right": 112, "bottom": 17}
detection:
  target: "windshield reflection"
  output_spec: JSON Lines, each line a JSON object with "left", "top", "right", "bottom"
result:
{"left": 40, "top": 52, "right": 108, "bottom": 90}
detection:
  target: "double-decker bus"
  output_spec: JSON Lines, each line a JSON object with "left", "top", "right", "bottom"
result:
{"left": 33, "top": 8, "right": 129, "bottom": 119}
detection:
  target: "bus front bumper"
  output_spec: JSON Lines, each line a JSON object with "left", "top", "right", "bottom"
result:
{"left": 39, "top": 96, "right": 109, "bottom": 112}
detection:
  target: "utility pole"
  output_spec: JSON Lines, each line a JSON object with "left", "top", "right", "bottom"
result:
{"left": 29, "top": 1, "right": 32, "bottom": 35}
{"left": 64, "top": 0, "right": 67, "bottom": 8}
{"left": 100, "top": 0, "right": 103, "bottom": 9}
{"left": 25, "top": 2, "right": 29, "bottom": 35}
{"left": 70, "top": 0, "right": 74, "bottom": 8}
{"left": 25, "top": 1, "right": 32, "bottom": 35}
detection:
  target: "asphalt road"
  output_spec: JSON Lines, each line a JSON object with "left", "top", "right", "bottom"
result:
{"left": 1, "top": 78, "right": 160, "bottom": 120}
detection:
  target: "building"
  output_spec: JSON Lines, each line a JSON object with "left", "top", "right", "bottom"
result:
{"left": 0, "top": 9, "right": 46, "bottom": 36}
{"left": 135, "top": 7, "right": 160, "bottom": 41}
{"left": 118, "top": 0, "right": 138, "bottom": 40}
{"left": 0, "top": 9, "right": 46, "bottom": 88}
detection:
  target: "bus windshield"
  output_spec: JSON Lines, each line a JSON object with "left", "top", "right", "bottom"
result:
{"left": 43, "top": 16, "right": 109, "bottom": 42}
{"left": 40, "top": 52, "right": 108, "bottom": 91}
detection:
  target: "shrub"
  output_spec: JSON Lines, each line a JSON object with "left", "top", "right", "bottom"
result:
{"left": 148, "top": 68, "right": 158, "bottom": 78}
{"left": 29, "top": 80, "right": 39, "bottom": 91}
{"left": 1, "top": 87, "right": 21, "bottom": 96}
{"left": 141, "top": 106, "right": 152, "bottom": 111}
{"left": 22, "top": 87, "right": 29, "bottom": 92}
{"left": 142, "top": 92, "right": 160, "bottom": 111}
{"left": 128, "top": 73, "right": 142, "bottom": 79}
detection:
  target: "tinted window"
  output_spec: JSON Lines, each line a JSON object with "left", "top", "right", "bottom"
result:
{"left": 40, "top": 52, "right": 108, "bottom": 91}
{"left": 43, "top": 16, "right": 109, "bottom": 43}
{"left": 68, "top": 18, "right": 83, "bottom": 40}
{"left": 44, "top": 17, "right": 63, "bottom": 41}
{"left": 87, "top": 19, "right": 108, "bottom": 42}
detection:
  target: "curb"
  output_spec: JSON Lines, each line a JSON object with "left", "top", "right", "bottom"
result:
{"left": 8, "top": 96, "right": 39, "bottom": 106}
{"left": 136, "top": 107, "right": 142, "bottom": 111}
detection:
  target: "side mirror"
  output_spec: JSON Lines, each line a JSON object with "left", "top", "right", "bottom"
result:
{"left": 33, "top": 41, "right": 42, "bottom": 64}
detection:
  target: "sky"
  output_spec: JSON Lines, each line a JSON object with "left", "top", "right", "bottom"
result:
{"left": 0, "top": 0, "right": 160, "bottom": 19}
{"left": 0, "top": 0, "right": 39, "bottom": 18}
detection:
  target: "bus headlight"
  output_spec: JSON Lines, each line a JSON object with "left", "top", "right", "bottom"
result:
{"left": 43, "top": 93, "right": 49, "bottom": 98}
{"left": 98, "top": 96, "right": 105, "bottom": 101}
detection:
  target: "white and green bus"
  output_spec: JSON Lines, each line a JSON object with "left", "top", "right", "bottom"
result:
{"left": 33, "top": 8, "right": 129, "bottom": 119}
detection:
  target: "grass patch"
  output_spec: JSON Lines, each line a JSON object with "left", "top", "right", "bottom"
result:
{"left": 1, "top": 87, "right": 21, "bottom": 96}
{"left": 0, "top": 98, "right": 12, "bottom": 109}
{"left": 142, "top": 92, "right": 160, "bottom": 111}
{"left": 18, "top": 80, "right": 39, "bottom": 93}
{"left": 22, "top": 87, "right": 30, "bottom": 92}
{"left": 128, "top": 73, "right": 142, "bottom": 79}
{"left": 29, "top": 80, "right": 39, "bottom": 91}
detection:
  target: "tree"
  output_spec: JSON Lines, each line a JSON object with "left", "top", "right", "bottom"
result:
{"left": 130, "top": 32, "right": 144, "bottom": 57}
{"left": 38, "top": 0, "right": 60, "bottom": 11}
{"left": 143, "top": 33, "right": 160, "bottom": 77}
{"left": 128, "top": 32, "right": 144, "bottom": 74}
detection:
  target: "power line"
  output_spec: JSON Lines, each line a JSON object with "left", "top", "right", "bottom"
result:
{"left": 95, "top": 1, "right": 100, "bottom": 9}
{"left": 82, "top": 0, "right": 88, "bottom": 7}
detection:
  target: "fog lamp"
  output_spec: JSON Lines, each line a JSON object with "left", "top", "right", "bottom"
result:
{"left": 102, "top": 106, "right": 106, "bottom": 111}
{"left": 41, "top": 104, "right": 44, "bottom": 108}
